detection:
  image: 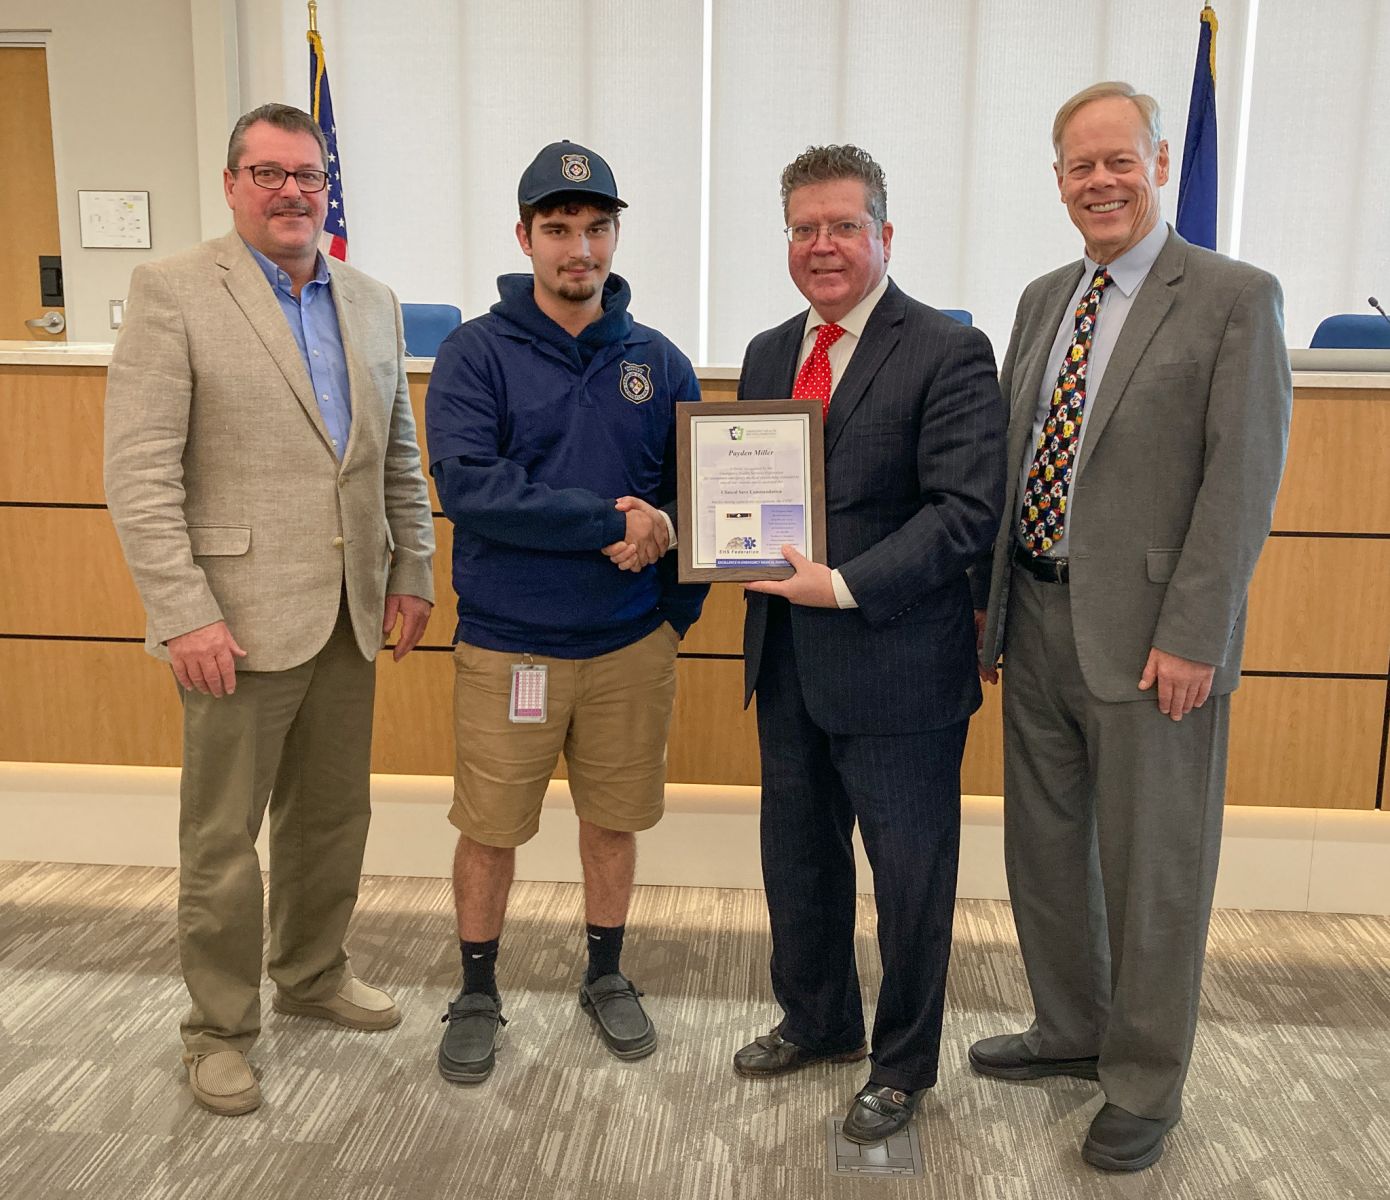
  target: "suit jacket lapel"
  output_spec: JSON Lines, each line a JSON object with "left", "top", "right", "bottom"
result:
{"left": 824, "top": 281, "right": 904, "bottom": 457}
{"left": 769, "top": 320, "right": 802, "bottom": 397}
{"left": 1078, "top": 230, "right": 1183, "bottom": 474}
{"left": 215, "top": 233, "right": 334, "bottom": 453}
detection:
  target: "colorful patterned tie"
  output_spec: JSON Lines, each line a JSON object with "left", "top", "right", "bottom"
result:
{"left": 1018, "top": 268, "right": 1111, "bottom": 556}
{"left": 792, "top": 322, "right": 846, "bottom": 420}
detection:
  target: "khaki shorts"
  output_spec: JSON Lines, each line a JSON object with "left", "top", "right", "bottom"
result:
{"left": 449, "top": 623, "right": 680, "bottom": 846}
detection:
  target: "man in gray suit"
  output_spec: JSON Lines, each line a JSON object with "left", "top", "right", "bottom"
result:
{"left": 105, "top": 104, "right": 435, "bottom": 1116}
{"left": 970, "top": 81, "right": 1291, "bottom": 1171}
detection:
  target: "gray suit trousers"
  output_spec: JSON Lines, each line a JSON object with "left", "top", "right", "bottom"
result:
{"left": 1002, "top": 567, "right": 1229, "bottom": 1119}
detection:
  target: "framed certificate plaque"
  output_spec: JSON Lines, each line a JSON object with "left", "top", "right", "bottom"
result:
{"left": 675, "top": 399, "right": 827, "bottom": 583}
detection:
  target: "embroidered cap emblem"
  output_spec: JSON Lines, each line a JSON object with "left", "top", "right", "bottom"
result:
{"left": 561, "top": 153, "right": 591, "bottom": 182}
{"left": 619, "top": 361, "right": 653, "bottom": 404}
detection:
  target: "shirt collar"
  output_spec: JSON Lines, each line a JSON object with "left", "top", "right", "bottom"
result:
{"left": 1083, "top": 221, "right": 1169, "bottom": 298}
{"left": 802, "top": 272, "right": 891, "bottom": 342}
{"left": 243, "top": 240, "right": 331, "bottom": 298}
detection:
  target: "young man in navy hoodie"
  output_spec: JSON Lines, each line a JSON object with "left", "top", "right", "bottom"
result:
{"left": 425, "top": 141, "right": 707, "bottom": 1084}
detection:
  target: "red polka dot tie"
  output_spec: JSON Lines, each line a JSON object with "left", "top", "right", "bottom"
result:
{"left": 792, "top": 322, "right": 846, "bottom": 421}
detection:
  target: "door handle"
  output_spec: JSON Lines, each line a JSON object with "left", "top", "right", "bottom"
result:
{"left": 25, "top": 311, "right": 66, "bottom": 334}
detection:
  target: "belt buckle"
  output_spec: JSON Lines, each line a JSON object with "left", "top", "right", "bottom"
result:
{"left": 1015, "top": 544, "right": 1068, "bottom": 583}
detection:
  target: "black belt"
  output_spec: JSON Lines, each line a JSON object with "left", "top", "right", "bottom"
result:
{"left": 1013, "top": 544, "right": 1070, "bottom": 584}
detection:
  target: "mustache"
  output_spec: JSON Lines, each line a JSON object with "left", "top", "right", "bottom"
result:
{"left": 269, "top": 202, "right": 311, "bottom": 216}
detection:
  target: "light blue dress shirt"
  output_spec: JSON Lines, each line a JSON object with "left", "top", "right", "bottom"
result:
{"left": 1018, "top": 220, "right": 1171, "bottom": 558}
{"left": 245, "top": 242, "right": 352, "bottom": 461}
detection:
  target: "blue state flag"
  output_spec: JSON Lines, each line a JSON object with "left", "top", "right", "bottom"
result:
{"left": 1176, "top": 5, "right": 1219, "bottom": 250}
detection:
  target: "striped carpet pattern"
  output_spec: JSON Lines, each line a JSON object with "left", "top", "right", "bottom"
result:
{"left": 1, "top": 861, "right": 1387, "bottom": 1198}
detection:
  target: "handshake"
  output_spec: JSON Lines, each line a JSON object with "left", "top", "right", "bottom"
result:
{"left": 602, "top": 496, "right": 671, "bottom": 573}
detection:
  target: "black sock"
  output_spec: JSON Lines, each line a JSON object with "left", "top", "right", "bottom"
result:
{"left": 584, "top": 923, "right": 625, "bottom": 984}
{"left": 460, "top": 938, "right": 499, "bottom": 998}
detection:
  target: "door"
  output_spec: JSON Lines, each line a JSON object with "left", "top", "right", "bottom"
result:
{"left": 0, "top": 46, "right": 65, "bottom": 341}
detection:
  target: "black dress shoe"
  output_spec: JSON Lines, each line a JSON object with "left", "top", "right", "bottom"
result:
{"left": 1082, "top": 1102, "right": 1178, "bottom": 1172}
{"left": 968, "top": 1032, "right": 1099, "bottom": 1080}
{"left": 437, "top": 990, "right": 506, "bottom": 1084}
{"left": 840, "top": 1084, "right": 920, "bottom": 1144}
{"left": 733, "top": 1025, "right": 868, "bottom": 1078}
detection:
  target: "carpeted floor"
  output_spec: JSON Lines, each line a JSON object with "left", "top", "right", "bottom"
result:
{"left": 1, "top": 861, "right": 1387, "bottom": 1198}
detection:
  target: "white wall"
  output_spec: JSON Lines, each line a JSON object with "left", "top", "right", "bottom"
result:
{"left": 10, "top": 1, "right": 1388, "bottom": 350}
{"left": 0, "top": 0, "right": 205, "bottom": 342}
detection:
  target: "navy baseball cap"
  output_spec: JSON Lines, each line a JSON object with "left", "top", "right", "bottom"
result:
{"left": 518, "top": 140, "right": 627, "bottom": 208}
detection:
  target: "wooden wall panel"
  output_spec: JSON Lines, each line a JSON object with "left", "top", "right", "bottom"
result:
{"left": 6, "top": 366, "right": 1388, "bottom": 814}
{"left": 0, "top": 507, "right": 144, "bottom": 637}
{"left": 406, "top": 374, "right": 441, "bottom": 512}
{"left": 1244, "top": 537, "right": 1390, "bottom": 674}
{"left": 372, "top": 649, "right": 453, "bottom": 776}
{"left": 421, "top": 517, "right": 457, "bottom": 648}
{"left": 681, "top": 583, "right": 744, "bottom": 655}
{"left": 1226, "top": 677, "right": 1384, "bottom": 809}
{"left": 698, "top": 378, "right": 739, "bottom": 402}
{"left": 962, "top": 682, "right": 1005, "bottom": 798}
{"left": 668, "top": 658, "right": 760, "bottom": 785}
{"left": 0, "top": 639, "right": 181, "bottom": 766}
{"left": 1274, "top": 389, "right": 1390, "bottom": 534}
{"left": 0, "top": 366, "right": 107, "bottom": 503}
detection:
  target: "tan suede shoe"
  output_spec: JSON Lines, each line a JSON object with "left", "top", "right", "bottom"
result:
{"left": 184, "top": 1050, "right": 261, "bottom": 1116}
{"left": 272, "top": 977, "right": 401, "bottom": 1030}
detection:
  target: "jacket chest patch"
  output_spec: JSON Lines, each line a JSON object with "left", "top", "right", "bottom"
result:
{"left": 619, "top": 361, "right": 653, "bottom": 405}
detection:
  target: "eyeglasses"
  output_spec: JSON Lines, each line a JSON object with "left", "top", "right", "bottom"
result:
{"left": 231, "top": 165, "right": 329, "bottom": 193}
{"left": 783, "top": 220, "right": 876, "bottom": 244}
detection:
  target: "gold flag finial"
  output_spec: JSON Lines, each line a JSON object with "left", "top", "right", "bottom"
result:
{"left": 308, "top": 1, "right": 318, "bottom": 34}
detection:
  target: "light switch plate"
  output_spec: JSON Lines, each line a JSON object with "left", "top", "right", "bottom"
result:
{"left": 109, "top": 299, "right": 124, "bottom": 329}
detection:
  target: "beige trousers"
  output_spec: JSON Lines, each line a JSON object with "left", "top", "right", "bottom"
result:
{"left": 176, "top": 600, "right": 376, "bottom": 1056}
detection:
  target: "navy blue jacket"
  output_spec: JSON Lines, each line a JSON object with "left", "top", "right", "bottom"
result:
{"left": 425, "top": 273, "right": 707, "bottom": 657}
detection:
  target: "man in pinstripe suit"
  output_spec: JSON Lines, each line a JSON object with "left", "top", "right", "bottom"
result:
{"left": 730, "top": 145, "right": 1006, "bottom": 1143}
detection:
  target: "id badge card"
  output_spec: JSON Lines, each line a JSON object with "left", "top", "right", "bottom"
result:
{"left": 509, "top": 662, "right": 548, "bottom": 723}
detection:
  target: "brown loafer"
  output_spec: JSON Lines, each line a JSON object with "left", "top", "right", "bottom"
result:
{"left": 184, "top": 1050, "right": 261, "bottom": 1116}
{"left": 273, "top": 977, "right": 401, "bottom": 1031}
{"left": 733, "top": 1024, "right": 867, "bottom": 1078}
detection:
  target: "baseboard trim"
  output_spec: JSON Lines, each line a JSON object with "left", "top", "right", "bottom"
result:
{"left": 2, "top": 762, "right": 1386, "bottom": 915}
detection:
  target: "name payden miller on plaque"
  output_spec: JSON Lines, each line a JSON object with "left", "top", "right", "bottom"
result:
{"left": 675, "top": 399, "right": 827, "bottom": 584}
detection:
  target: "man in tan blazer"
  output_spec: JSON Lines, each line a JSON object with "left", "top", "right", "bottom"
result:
{"left": 105, "top": 103, "right": 435, "bottom": 1116}
{"left": 969, "top": 82, "right": 1291, "bottom": 1171}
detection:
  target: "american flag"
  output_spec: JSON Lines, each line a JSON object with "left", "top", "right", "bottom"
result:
{"left": 308, "top": 26, "right": 348, "bottom": 260}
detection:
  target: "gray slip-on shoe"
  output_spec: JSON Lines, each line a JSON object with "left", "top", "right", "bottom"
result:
{"left": 579, "top": 972, "right": 657, "bottom": 1060}
{"left": 437, "top": 990, "right": 506, "bottom": 1084}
